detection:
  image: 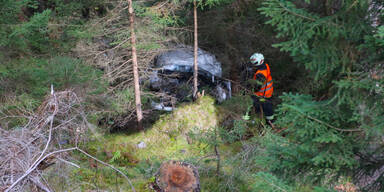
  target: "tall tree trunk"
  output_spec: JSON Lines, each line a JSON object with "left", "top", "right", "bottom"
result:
{"left": 128, "top": 0, "right": 143, "bottom": 130}
{"left": 193, "top": 0, "right": 199, "bottom": 99}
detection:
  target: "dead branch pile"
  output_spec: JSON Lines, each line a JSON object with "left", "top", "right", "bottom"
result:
{"left": 0, "top": 89, "right": 88, "bottom": 191}
{"left": 1, "top": 88, "right": 136, "bottom": 192}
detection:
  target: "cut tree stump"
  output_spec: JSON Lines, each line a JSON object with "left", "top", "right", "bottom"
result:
{"left": 156, "top": 160, "right": 200, "bottom": 192}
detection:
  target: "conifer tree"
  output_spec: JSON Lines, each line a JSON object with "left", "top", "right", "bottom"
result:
{"left": 258, "top": 0, "right": 384, "bottom": 188}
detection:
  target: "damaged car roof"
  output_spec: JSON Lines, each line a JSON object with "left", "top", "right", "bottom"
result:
{"left": 154, "top": 46, "right": 222, "bottom": 78}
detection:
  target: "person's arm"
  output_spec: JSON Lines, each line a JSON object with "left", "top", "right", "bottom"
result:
{"left": 249, "top": 73, "right": 266, "bottom": 91}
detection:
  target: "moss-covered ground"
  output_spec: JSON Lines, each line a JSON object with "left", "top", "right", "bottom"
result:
{"left": 58, "top": 96, "right": 257, "bottom": 191}
{"left": 58, "top": 96, "right": 327, "bottom": 192}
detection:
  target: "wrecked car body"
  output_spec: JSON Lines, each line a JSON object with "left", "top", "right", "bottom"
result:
{"left": 148, "top": 46, "right": 231, "bottom": 110}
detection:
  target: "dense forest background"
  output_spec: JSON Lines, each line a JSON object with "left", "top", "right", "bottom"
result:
{"left": 0, "top": 0, "right": 383, "bottom": 191}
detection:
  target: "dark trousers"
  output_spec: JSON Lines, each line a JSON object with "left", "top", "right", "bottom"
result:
{"left": 252, "top": 95, "right": 274, "bottom": 120}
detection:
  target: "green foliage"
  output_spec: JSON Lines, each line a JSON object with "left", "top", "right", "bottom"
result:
{"left": 133, "top": 159, "right": 162, "bottom": 179}
{"left": 0, "top": 0, "right": 23, "bottom": 23}
{"left": 0, "top": 93, "right": 41, "bottom": 128}
{"left": 219, "top": 95, "right": 253, "bottom": 117}
{"left": 169, "top": 0, "right": 234, "bottom": 8}
{"left": 0, "top": 0, "right": 23, "bottom": 46}
{"left": 189, "top": 126, "right": 222, "bottom": 149}
{"left": 371, "top": 26, "right": 384, "bottom": 46}
{"left": 0, "top": 0, "right": 105, "bottom": 53}
{"left": 1, "top": 0, "right": 382, "bottom": 190}
{"left": 258, "top": 0, "right": 384, "bottom": 187}
{"left": 199, "top": 0, "right": 234, "bottom": 8}
{"left": 259, "top": 0, "right": 371, "bottom": 83}
{"left": 134, "top": 2, "right": 181, "bottom": 27}
{"left": 50, "top": 0, "right": 105, "bottom": 17}
{"left": 252, "top": 171, "right": 336, "bottom": 192}
{"left": 8, "top": 9, "right": 51, "bottom": 52}
{"left": 0, "top": 56, "right": 103, "bottom": 98}
{"left": 0, "top": 56, "right": 105, "bottom": 129}
{"left": 153, "top": 96, "right": 219, "bottom": 135}
{"left": 219, "top": 120, "right": 248, "bottom": 143}
{"left": 259, "top": 93, "right": 356, "bottom": 181}
{"left": 109, "top": 150, "right": 122, "bottom": 164}
{"left": 111, "top": 88, "right": 135, "bottom": 114}
{"left": 252, "top": 172, "right": 293, "bottom": 192}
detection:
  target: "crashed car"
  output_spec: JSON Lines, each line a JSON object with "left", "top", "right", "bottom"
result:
{"left": 148, "top": 46, "right": 231, "bottom": 110}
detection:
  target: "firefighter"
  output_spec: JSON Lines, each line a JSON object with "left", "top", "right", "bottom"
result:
{"left": 248, "top": 53, "right": 274, "bottom": 126}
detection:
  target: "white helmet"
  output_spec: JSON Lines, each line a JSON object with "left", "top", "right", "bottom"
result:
{"left": 250, "top": 53, "right": 264, "bottom": 66}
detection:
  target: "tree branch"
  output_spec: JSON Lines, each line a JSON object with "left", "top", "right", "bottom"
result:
{"left": 5, "top": 147, "right": 77, "bottom": 192}
{"left": 5, "top": 147, "right": 137, "bottom": 192}
{"left": 286, "top": 104, "right": 363, "bottom": 132}
{"left": 305, "top": 114, "right": 363, "bottom": 132}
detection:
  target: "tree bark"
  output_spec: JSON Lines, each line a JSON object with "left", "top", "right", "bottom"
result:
{"left": 193, "top": 0, "right": 199, "bottom": 99}
{"left": 128, "top": 0, "right": 143, "bottom": 130}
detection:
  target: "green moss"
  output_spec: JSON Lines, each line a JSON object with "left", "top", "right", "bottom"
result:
{"left": 71, "top": 95, "right": 271, "bottom": 191}
{"left": 69, "top": 97, "right": 219, "bottom": 189}
{"left": 152, "top": 96, "right": 219, "bottom": 134}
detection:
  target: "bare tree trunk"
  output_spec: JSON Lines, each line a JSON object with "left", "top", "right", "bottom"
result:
{"left": 214, "top": 144, "right": 220, "bottom": 177}
{"left": 128, "top": 0, "right": 143, "bottom": 130}
{"left": 214, "top": 127, "right": 220, "bottom": 178}
{"left": 193, "top": 0, "right": 199, "bottom": 99}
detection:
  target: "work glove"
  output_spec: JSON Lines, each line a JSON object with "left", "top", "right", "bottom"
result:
{"left": 242, "top": 106, "right": 252, "bottom": 121}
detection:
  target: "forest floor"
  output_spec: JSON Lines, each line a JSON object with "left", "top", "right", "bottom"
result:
{"left": 41, "top": 95, "right": 329, "bottom": 192}
{"left": 44, "top": 96, "right": 275, "bottom": 191}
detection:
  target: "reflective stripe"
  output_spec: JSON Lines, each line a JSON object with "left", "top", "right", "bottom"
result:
{"left": 257, "top": 86, "right": 273, "bottom": 93}
{"left": 266, "top": 115, "right": 274, "bottom": 120}
{"left": 260, "top": 81, "right": 273, "bottom": 89}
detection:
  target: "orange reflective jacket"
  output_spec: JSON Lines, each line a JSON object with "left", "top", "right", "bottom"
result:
{"left": 253, "top": 63, "right": 273, "bottom": 98}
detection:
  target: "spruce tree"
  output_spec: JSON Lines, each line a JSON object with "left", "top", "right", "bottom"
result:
{"left": 257, "top": 0, "right": 384, "bottom": 189}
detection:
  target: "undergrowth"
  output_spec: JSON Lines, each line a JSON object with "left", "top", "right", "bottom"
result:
{"left": 65, "top": 96, "right": 336, "bottom": 192}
